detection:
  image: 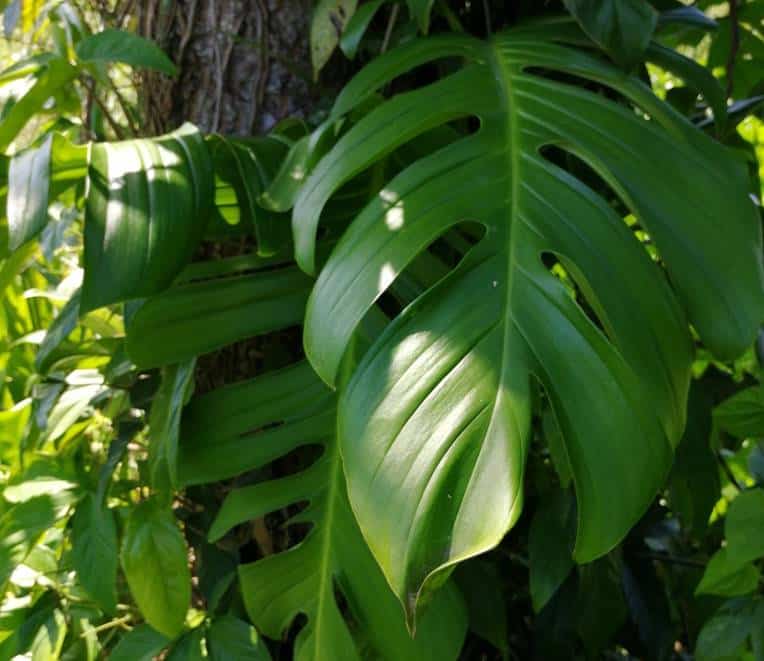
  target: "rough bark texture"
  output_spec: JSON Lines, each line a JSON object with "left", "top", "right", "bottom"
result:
{"left": 137, "top": 0, "right": 317, "bottom": 136}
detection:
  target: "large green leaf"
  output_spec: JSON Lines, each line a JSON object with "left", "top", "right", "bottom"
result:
{"left": 182, "top": 361, "right": 467, "bottom": 660}
{"left": 81, "top": 123, "right": 213, "bottom": 313}
{"left": 120, "top": 500, "right": 191, "bottom": 638}
{"left": 297, "top": 20, "right": 764, "bottom": 619}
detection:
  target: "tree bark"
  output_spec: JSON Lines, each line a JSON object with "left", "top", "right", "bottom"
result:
{"left": 137, "top": 0, "right": 316, "bottom": 136}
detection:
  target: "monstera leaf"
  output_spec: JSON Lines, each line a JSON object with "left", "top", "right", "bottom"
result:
{"left": 179, "top": 361, "right": 467, "bottom": 659}
{"left": 295, "top": 19, "right": 764, "bottom": 621}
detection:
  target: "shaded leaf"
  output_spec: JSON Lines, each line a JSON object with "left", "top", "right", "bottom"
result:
{"left": 453, "top": 558, "right": 508, "bottom": 653}
{"left": 529, "top": 489, "right": 575, "bottom": 612}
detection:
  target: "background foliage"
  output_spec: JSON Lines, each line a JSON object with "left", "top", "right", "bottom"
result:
{"left": 0, "top": 0, "right": 763, "bottom": 659}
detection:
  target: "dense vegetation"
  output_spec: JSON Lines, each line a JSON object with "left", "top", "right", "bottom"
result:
{"left": 0, "top": 0, "right": 763, "bottom": 658}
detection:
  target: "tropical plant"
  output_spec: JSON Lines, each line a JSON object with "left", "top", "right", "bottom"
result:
{"left": 0, "top": 0, "right": 763, "bottom": 659}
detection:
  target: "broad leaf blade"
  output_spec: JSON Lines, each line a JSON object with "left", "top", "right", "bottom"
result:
{"left": 299, "top": 26, "right": 764, "bottom": 620}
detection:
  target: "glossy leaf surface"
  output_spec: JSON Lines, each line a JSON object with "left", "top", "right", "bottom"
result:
{"left": 298, "top": 21, "right": 764, "bottom": 618}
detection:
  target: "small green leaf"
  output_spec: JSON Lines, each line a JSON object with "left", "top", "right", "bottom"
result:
{"left": 110, "top": 625, "right": 170, "bottom": 661}
{"left": 76, "top": 29, "right": 178, "bottom": 76}
{"left": 311, "top": 0, "right": 357, "bottom": 77}
{"left": 121, "top": 500, "right": 191, "bottom": 638}
{"left": 206, "top": 615, "right": 272, "bottom": 661}
{"left": 7, "top": 133, "right": 52, "bottom": 250}
{"left": 695, "top": 549, "right": 760, "bottom": 597}
{"left": 562, "top": 0, "right": 659, "bottom": 69}
{"left": 71, "top": 494, "right": 119, "bottom": 614}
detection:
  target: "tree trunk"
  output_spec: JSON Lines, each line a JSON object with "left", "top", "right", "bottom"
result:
{"left": 137, "top": 0, "right": 316, "bottom": 136}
